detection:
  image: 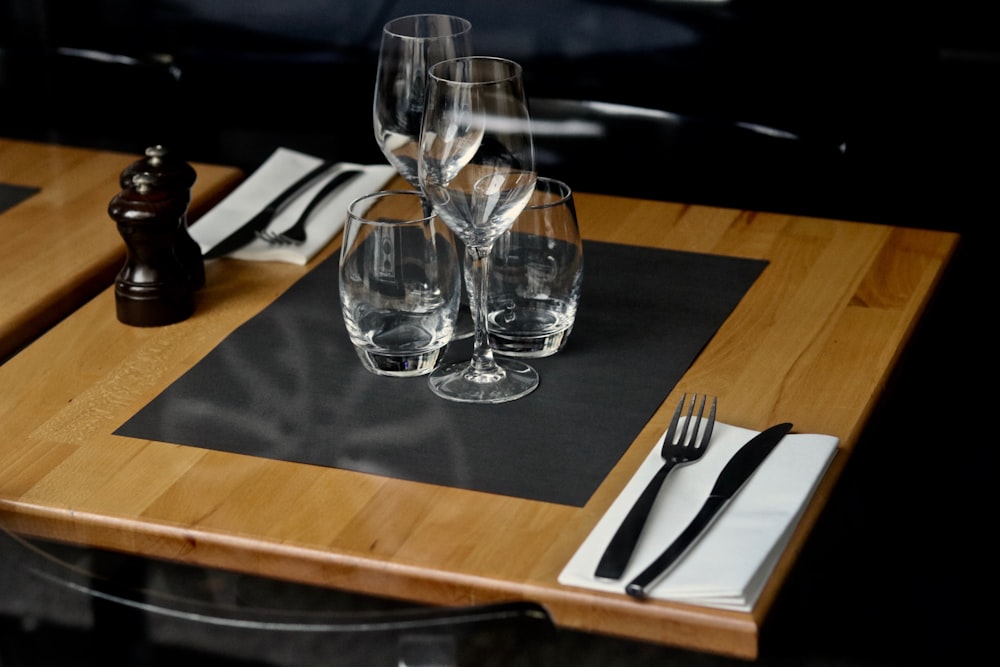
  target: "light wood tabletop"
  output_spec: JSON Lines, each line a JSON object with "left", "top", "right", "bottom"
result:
{"left": 0, "top": 138, "right": 245, "bottom": 362}
{"left": 0, "top": 171, "right": 957, "bottom": 659}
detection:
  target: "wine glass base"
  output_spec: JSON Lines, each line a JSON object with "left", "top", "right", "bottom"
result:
{"left": 428, "top": 358, "right": 539, "bottom": 404}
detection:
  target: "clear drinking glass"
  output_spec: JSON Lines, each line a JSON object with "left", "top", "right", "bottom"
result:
{"left": 339, "top": 191, "right": 461, "bottom": 377}
{"left": 418, "top": 56, "right": 539, "bottom": 403}
{"left": 373, "top": 14, "right": 472, "bottom": 190}
{"left": 488, "top": 177, "right": 583, "bottom": 357}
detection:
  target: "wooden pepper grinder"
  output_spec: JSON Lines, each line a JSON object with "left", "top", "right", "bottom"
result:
{"left": 109, "top": 172, "right": 194, "bottom": 326}
{"left": 119, "top": 145, "right": 204, "bottom": 288}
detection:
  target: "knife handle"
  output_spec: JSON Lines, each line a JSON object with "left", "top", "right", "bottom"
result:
{"left": 297, "top": 170, "right": 361, "bottom": 225}
{"left": 594, "top": 461, "right": 676, "bottom": 580}
{"left": 625, "top": 495, "right": 727, "bottom": 599}
{"left": 262, "top": 160, "right": 338, "bottom": 216}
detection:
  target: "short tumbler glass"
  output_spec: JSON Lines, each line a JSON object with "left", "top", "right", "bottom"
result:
{"left": 339, "top": 190, "right": 461, "bottom": 376}
{"left": 487, "top": 177, "right": 583, "bottom": 357}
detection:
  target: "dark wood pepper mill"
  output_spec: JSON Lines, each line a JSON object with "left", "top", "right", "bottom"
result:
{"left": 109, "top": 172, "right": 194, "bottom": 326}
{"left": 119, "top": 145, "right": 204, "bottom": 288}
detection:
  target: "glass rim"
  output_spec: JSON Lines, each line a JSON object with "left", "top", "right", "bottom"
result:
{"left": 428, "top": 56, "right": 522, "bottom": 86}
{"left": 347, "top": 190, "right": 435, "bottom": 225}
{"left": 382, "top": 14, "right": 472, "bottom": 40}
{"left": 527, "top": 177, "right": 573, "bottom": 210}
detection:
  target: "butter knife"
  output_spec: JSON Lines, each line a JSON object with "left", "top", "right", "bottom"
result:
{"left": 202, "top": 160, "right": 337, "bottom": 259}
{"left": 625, "top": 422, "right": 793, "bottom": 599}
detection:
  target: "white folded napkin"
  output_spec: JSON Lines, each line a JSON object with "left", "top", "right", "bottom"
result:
{"left": 190, "top": 147, "right": 397, "bottom": 265}
{"left": 559, "top": 420, "right": 838, "bottom": 611}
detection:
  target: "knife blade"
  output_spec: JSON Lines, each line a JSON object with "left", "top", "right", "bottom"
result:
{"left": 202, "top": 159, "right": 337, "bottom": 259}
{"left": 624, "top": 422, "right": 794, "bottom": 599}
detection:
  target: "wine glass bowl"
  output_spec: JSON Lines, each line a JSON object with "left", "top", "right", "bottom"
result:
{"left": 374, "top": 14, "right": 476, "bottom": 340}
{"left": 419, "top": 56, "right": 539, "bottom": 404}
{"left": 373, "top": 14, "right": 472, "bottom": 189}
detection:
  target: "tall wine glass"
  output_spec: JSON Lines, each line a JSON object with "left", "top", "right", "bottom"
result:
{"left": 418, "top": 56, "right": 538, "bottom": 403}
{"left": 373, "top": 14, "right": 472, "bottom": 190}
{"left": 373, "top": 14, "right": 474, "bottom": 338}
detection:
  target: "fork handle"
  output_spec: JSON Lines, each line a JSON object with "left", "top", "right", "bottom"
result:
{"left": 594, "top": 461, "right": 676, "bottom": 580}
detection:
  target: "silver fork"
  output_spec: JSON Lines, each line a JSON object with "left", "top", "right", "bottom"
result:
{"left": 258, "top": 169, "right": 362, "bottom": 245}
{"left": 594, "top": 392, "right": 717, "bottom": 580}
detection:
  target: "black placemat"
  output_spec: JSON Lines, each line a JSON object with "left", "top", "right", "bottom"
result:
{"left": 116, "top": 241, "right": 767, "bottom": 506}
{"left": 0, "top": 184, "right": 39, "bottom": 215}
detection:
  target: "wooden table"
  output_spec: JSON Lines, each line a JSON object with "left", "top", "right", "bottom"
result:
{"left": 0, "top": 138, "right": 244, "bottom": 362}
{"left": 0, "top": 172, "right": 957, "bottom": 659}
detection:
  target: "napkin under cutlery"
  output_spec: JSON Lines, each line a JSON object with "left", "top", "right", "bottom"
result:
{"left": 559, "top": 420, "right": 838, "bottom": 611}
{"left": 190, "top": 147, "right": 396, "bottom": 265}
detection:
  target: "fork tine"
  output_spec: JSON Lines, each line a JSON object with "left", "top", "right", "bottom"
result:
{"left": 686, "top": 394, "right": 706, "bottom": 447}
{"left": 664, "top": 393, "right": 687, "bottom": 446}
{"left": 675, "top": 393, "right": 698, "bottom": 445}
{"left": 258, "top": 230, "right": 294, "bottom": 245}
{"left": 700, "top": 396, "right": 717, "bottom": 446}
{"left": 255, "top": 230, "right": 283, "bottom": 244}
{"left": 666, "top": 393, "right": 717, "bottom": 449}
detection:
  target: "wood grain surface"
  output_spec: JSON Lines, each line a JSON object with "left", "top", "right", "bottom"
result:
{"left": 0, "top": 138, "right": 244, "bottom": 361}
{"left": 0, "top": 167, "right": 957, "bottom": 659}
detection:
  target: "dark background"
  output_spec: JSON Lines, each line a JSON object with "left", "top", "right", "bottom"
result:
{"left": 1, "top": 1, "right": 995, "bottom": 664}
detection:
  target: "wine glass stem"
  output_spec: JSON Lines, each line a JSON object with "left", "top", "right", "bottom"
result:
{"left": 418, "top": 188, "right": 435, "bottom": 219}
{"left": 466, "top": 244, "right": 502, "bottom": 377}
